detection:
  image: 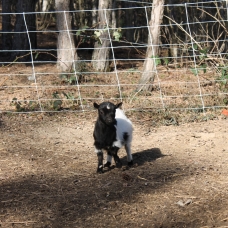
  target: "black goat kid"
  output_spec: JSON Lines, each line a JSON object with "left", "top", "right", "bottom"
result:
{"left": 93, "top": 101, "right": 133, "bottom": 173}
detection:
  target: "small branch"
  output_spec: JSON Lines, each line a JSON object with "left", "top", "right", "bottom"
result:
{"left": 123, "top": 38, "right": 146, "bottom": 56}
{"left": 0, "top": 221, "right": 36, "bottom": 224}
{"left": 0, "top": 77, "right": 8, "bottom": 87}
{"left": 163, "top": 15, "right": 203, "bottom": 50}
{"left": 0, "top": 51, "right": 68, "bottom": 69}
{"left": 2, "top": 53, "right": 31, "bottom": 68}
{"left": 196, "top": 7, "right": 228, "bottom": 34}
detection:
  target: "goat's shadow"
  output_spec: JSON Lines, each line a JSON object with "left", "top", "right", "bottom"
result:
{"left": 118, "top": 148, "right": 164, "bottom": 168}
{"left": 104, "top": 148, "right": 164, "bottom": 172}
{"left": 132, "top": 148, "right": 164, "bottom": 166}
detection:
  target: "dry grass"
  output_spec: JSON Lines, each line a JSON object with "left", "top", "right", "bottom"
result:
{"left": 0, "top": 62, "right": 227, "bottom": 114}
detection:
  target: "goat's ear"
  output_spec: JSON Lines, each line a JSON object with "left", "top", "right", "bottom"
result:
{"left": 115, "top": 102, "right": 122, "bottom": 109}
{"left": 94, "top": 102, "right": 99, "bottom": 109}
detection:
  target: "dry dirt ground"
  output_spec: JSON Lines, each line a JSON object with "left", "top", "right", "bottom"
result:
{"left": 0, "top": 112, "right": 228, "bottom": 228}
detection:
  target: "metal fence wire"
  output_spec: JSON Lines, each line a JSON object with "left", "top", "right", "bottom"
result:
{"left": 0, "top": 0, "right": 227, "bottom": 113}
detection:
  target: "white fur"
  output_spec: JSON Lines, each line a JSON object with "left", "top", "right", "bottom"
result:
{"left": 95, "top": 148, "right": 102, "bottom": 153}
{"left": 109, "top": 108, "right": 133, "bottom": 163}
{"left": 115, "top": 108, "right": 133, "bottom": 145}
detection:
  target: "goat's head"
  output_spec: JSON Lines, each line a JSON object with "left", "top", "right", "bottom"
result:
{"left": 94, "top": 102, "right": 122, "bottom": 125}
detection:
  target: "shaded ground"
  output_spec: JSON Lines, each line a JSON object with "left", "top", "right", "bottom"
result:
{"left": 0, "top": 113, "right": 228, "bottom": 228}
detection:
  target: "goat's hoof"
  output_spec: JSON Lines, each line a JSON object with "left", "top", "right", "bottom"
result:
{"left": 97, "top": 167, "right": 104, "bottom": 174}
{"left": 104, "top": 161, "right": 111, "bottom": 168}
{"left": 115, "top": 162, "right": 122, "bottom": 168}
{"left": 128, "top": 160, "right": 133, "bottom": 166}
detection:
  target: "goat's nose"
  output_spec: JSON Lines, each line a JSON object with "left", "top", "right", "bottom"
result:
{"left": 107, "top": 118, "right": 113, "bottom": 123}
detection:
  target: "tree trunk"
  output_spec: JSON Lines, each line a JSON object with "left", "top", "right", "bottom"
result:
{"left": 78, "top": 0, "right": 85, "bottom": 27}
{"left": 55, "top": 0, "right": 77, "bottom": 72}
{"left": 42, "top": 0, "right": 50, "bottom": 12}
{"left": 137, "top": 0, "right": 164, "bottom": 91}
{"left": 111, "top": 0, "right": 116, "bottom": 29}
{"left": 92, "top": 0, "right": 98, "bottom": 26}
{"left": 124, "top": 1, "right": 134, "bottom": 42}
{"left": 11, "top": 0, "right": 37, "bottom": 61}
{"left": 2, "top": 0, "right": 12, "bottom": 57}
{"left": 92, "top": 0, "right": 112, "bottom": 72}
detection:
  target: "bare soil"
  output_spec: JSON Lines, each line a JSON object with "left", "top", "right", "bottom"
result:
{"left": 0, "top": 112, "right": 228, "bottom": 228}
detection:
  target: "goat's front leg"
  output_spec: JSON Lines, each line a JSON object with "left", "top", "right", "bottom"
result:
{"left": 110, "top": 146, "right": 122, "bottom": 168}
{"left": 97, "top": 151, "right": 103, "bottom": 173}
{"left": 104, "top": 152, "right": 112, "bottom": 169}
{"left": 95, "top": 147, "right": 104, "bottom": 173}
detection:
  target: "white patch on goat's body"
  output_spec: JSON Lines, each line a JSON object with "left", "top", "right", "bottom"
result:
{"left": 113, "top": 140, "right": 122, "bottom": 148}
{"left": 109, "top": 108, "right": 134, "bottom": 163}
{"left": 115, "top": 108, "right": 133, "bottom": 145}
{"left": 107, "top": 104, "right": 110, "bottom": 109}
{"left": 95, "top": 148, "right": 102, "bottom": 153}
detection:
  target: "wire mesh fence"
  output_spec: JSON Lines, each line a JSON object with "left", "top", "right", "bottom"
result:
{"left": 0, "top": 0, "right": 227, "bottom": 113}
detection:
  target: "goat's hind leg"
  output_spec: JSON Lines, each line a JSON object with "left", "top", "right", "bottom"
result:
{"left": 125, "top": 143, "right": 133, "bottom": 166}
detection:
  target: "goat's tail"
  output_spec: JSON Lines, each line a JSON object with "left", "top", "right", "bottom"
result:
{"left": 123, "top": 132, "right": 129, "bottom": 142}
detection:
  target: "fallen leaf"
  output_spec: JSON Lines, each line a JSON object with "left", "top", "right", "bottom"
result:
{"left": 222, "top": 109, "right": 228, "bottom": 116}
{"left": 176, "top": 200, "right": 185, "bottom": 207}
{"left": 176, "top": 199, "right": 193, "bottom": 207}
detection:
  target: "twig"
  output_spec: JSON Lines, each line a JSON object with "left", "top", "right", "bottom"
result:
{"left": 197, "top": 7, "right": 228, "bottom": 34}
{"left": 2, "top": 53, "right": 31, "bottom": 68}
{"left": 137, "top": 175, "right": 148, "bottom": 181}
{"left": 0, "top": 221, "right": 36, "bottom": 224}
{"left": 123, "top": 38, "right": 146, "bottom": 56}
{"left": 0, "top": 51, "right": 68, "bottom": 69}
{"left": 0, "top": 77, "right": 8, "bottom": 87}
{"left": 163, "top": 15, "right": 203, "bottom": 50}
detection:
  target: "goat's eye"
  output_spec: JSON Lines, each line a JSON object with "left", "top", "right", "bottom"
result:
{"left": 100, "top": 110, "right": 104, "bottom": 115}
